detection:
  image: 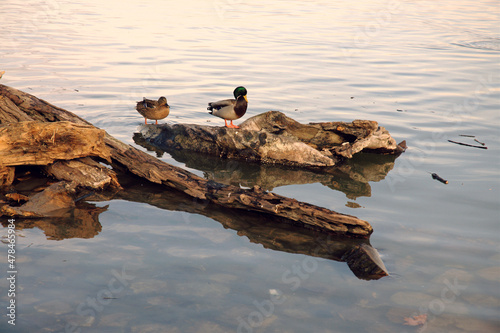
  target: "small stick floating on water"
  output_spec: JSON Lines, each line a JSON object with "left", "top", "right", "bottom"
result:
{"left": 448, "top": 140, "right": 487, "bottom": 149}
{"left": 431, "top": 173, "right": 448, "bottom": 184}
{"left": 474, "top": 138, "right": 486, "bottom": 146}
{"left": 459, "top": 134, "right": 475, "bottom": 138}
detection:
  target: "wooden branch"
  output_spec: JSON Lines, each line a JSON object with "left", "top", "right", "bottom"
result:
{"left": 45, "top": 157, "right": 120, "bottom": 190}
{"left": 0, "top": 84, "right": 373, "bottom": 237}
{"left": 448, "top": 139, "right": 488, "bottom": 149}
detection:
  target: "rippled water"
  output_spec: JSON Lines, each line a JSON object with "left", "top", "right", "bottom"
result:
{"left": 1, "top": 0, "right": 499, "bottom": 332}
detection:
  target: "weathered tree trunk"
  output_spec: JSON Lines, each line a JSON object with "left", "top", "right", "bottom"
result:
{"left": 0, "top": 84, "right": 373, "bottom": 237}
{"left": 138, "top": 110, "right": 406, "bottom": 168}
{"left": 0, "top": 121, "right": 111, "bottom": 166}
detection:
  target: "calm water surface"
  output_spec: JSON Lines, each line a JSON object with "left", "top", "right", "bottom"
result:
{"left": 1, "top": 0, "right": 499, "bottom": 332}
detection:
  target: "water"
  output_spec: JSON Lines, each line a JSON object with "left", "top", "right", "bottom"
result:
{"left": 1, "top": 0, "right": 499, "bottom": 332}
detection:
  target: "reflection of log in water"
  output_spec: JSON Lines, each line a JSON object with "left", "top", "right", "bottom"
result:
{"left": 134, "top": 133, "right": 398, "bottom": 200}
{"left": 103, "top": 178, "right": 389, "bottom": 280}
{"left": 1, "top": 169, "right": 106, "bottom": 240}
{"left": 1, "top": 172, "right": 388, "bottom": 279}
{"left": 1, "top": 203, "right": 105, "bottom": 240}
{"left": 2, "top": 176, "right": 388, "bottom": 279}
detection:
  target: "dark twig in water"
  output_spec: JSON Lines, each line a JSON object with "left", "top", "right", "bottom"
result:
{"left": 431, "top": 173, "right": 448, "bottom": 184}
{"left": 474, "top": 138, "right": 486, "bottom": 146}
{"left": 448, "top": 140, "right": 487, "bottom": 149}
{"left": 459, "top": 134, "right": 475, "bottom": 138}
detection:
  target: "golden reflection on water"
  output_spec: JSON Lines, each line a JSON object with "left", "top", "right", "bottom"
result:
{"left": 1, "top": 0, "right": 499, "bottom": 332}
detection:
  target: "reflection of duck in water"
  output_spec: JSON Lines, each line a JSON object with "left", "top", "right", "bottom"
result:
{"left": 136, "top": 96, "right": 170, "bottom": 125}
{"left": 207, "top": 86, "right": 248, "bottom": 128}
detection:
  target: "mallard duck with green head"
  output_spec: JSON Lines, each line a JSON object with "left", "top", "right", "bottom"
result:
{"left": 136, "top": 96, "right": 170, "bottom": 125}
{"left": 207, "top": 86, "right": 248, "bottom": 128}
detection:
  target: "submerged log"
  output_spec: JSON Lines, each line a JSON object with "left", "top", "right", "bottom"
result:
{"left": 139, "top": 110, "right": 406, "bottom": 168}
{"left": 0, "top": 84, "right": 373, "bottom": 237}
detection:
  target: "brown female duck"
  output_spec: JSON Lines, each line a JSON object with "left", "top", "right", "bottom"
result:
{"left": 136, "top": 96, "right": 170, "bottom": 125}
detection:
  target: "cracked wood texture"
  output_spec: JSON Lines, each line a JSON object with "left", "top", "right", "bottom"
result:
{"left": 138, "top": 110, "right": 406, "bottom": 169}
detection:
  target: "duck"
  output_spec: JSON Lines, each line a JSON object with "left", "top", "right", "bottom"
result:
{"left": 136, "top": 96, "right": 170, "bottom": 125}
{"left": 207, "top": 86, "right": 248, "bottom": 128}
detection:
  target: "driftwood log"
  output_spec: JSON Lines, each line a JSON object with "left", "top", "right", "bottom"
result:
{"left": 0, "top": 84, "right": 373, "bottom": 237}
{"left": 0, "top": 121, "right": 111, "bottom": 166}
{"left": 138, "top": 110, "right": 406, "bottom": 168}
